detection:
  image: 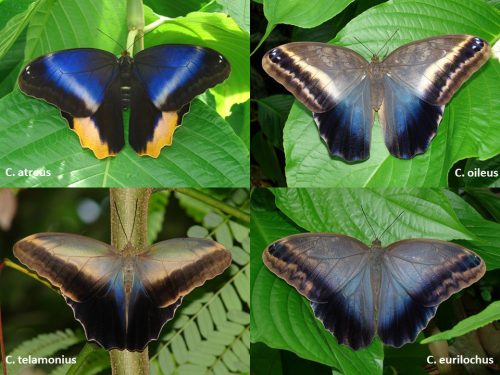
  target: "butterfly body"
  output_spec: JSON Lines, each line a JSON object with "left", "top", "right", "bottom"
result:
{"left": 19, "top": 44, "right": 231, "bottom": 159}
{"left": 14, "top": 232, "right": 232, "bottom": 351}
{"left": 262, "top": 35, "right": 490, "bottom": 161}
{"left": 263, "top": 232, "right": 485, "bottom": 350}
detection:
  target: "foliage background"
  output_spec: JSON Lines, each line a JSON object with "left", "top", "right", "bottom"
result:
{"left": 250, "top": 187, "right": 500, "bottom": 374}
{"left": 0, "top": 188, "right": 250, "bottom": 374}
{"left": 250, "top": 0, "right": 500, "bottom": 187}
{"left": 0, "top": 0, "right": 250, "bottom": 187}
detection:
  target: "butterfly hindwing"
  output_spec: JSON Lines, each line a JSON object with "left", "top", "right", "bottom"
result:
{"left": 263, "top": 233, "right": 377, "bottom": 349}
{"left": 378, "top": 76, "right": 444, "bottom": 159}
{"left": 130, "top": 45, "right": 231, "bottom": 156}
{"left": 313, "top": 77, "right": 372, "bottom": 161}
{"left": 18, "top": 49, "right": 125, "bottom": 158}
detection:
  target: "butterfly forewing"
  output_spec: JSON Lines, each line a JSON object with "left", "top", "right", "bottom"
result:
{"left": 262, "top": 42, "right": 368, "bottom": 113}
{"left": 136, "top": 238, "right": 232, "bottom": 308}
{"left": 382, "top": 35, "right": 491, "bottom": 106}
{"left": 13, "top": 233, "right": 120, "bottom": 302}
{"left": 263, "top": 233, "right": 377, "bottom": 349}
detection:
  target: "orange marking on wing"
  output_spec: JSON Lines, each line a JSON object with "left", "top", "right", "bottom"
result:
{"left": 142, "top": 112, "right": 179, "bottom": 158}
{"left": 72, "top": 117, "right": 114, "bottom": 159}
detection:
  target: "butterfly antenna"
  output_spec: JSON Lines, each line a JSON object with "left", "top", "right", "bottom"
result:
{"left": 129, "top": 199, "right": 138, "bottom": 241}
{"left": 96, "top": 28, "right": 125, "bottom": 51}
{"left": 354, "top": 37, "right": 375, "bottom": 56}
{"left": 376, "top": 29, "right": 398, "bottom": 57}
{"left": 378, "top": 211, "right": 404, "bottom": 241}
{"left": 360, "top": 206, "right": 377, "bottom": 239}
{"left": 113, "top": 201, "right": 130, "bottom": 243}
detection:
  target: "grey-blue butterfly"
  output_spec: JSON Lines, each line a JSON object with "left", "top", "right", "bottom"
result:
{"left": 263, "top": 233, "right": 485, "bottom": 350}
{"left": 262, "top": 35, "right": 491, "bottom": 161}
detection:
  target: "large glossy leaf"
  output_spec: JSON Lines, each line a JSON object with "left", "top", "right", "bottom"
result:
{"left": 0, "top": 0, "right": 249, "bottom": 187}
{"left": 263, "top": 0, "right": 353, "bottom": 28}
{"left": 145, "top": 11, "right": 250, "bottom": 117}
{"left": 0, "top": 93, "right": 249, "bottom": 187}
{"left": 250, "top": 189, "right": 384, "bottom": 372}
{"left": 255, "top": 0, "right": 353, "bottom": 52}
{"left": 444, "top": 190, "right": 500, "bottom": 270}
{"left": 256, "top": 94, "right": 294, "bottom": 148}
{"left": 215, "top": 0, "right": 250, "bottom": 32}
{"left": 421, "top": 301, "right": 500, "bottom": 344}
{"left": 144, "top": 0, "right": 211, "bottom": 17}
{"left": 282, "top": 0, "right": 499, "bottom": 187}
{"left": 0, "top": 0, "right": 40, "bottom": 59}
{"left": 273, "top": 188, "right": 473, "bottom": 244}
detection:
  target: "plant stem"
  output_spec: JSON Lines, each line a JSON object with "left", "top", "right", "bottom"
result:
{"left": 108, "top": 188, "right": 152, "bottom": 375}
{"left": 126, "top": 0, "right": 144, "bottom": 54}
{"left": 174, "top": 188, "right": 250, "bottom": 224}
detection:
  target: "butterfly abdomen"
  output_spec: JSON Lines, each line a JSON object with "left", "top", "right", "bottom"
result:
{"left": 118, "top": 55, "right": 133, "bottom": 111}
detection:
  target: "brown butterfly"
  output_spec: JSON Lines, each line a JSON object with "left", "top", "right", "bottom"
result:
{"left": 262, "top": 35, "right": 490, "bottom": 161}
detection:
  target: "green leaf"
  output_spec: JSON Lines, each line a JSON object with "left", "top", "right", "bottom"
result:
{"left": 0, "top": 0, "right": 41, "bottom": 59}
{"left": 282, "top": 0, "right": 499, "bottom": 187}
{"left": 144, "top": 0, "right": 211, "bottom": 17}
{"left": 251, "top": 131, "right": 286, "bottom": 186}
{"left": 255, "top": 0, "right": 353, "bottom": 52}
{"left": 273, "top": 188, "right": 473, "bottom": 244}
{"left": 250, "top": 189, "right": 384, "bottom": 372}
{"left": 256, "top": 94, "right": 294, "bottom": 148}
{"left": 444, "top": 190, "right": 500, "bottom": 270}
{"left": 145, "top": 11, "right": 250, "bottom": 116}
{"left": 421, "top": 301, "right": 500, "bottom": 344}
{"left": 465, "top": 188, "right": 500, "bottom": 221}
{"left": 227, "top": 100, "right": 251, "bottom": 150}
{"left": 0, "top": 94, "right": 249, "bottom": 187}
{"left": 263, "top": 0, "right": 353, "bottom": 29}
{"left": 215, "top": 0, "right": 250, "bottom": 32}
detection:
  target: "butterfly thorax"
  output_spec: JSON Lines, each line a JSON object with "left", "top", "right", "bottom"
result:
{"left": 118, "top": 54, "right": 133, "bottom": 110}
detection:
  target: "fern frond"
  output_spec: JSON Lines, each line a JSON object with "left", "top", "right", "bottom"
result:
{"left": 5, "top": 329, "right": 84, "bottom": 374}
